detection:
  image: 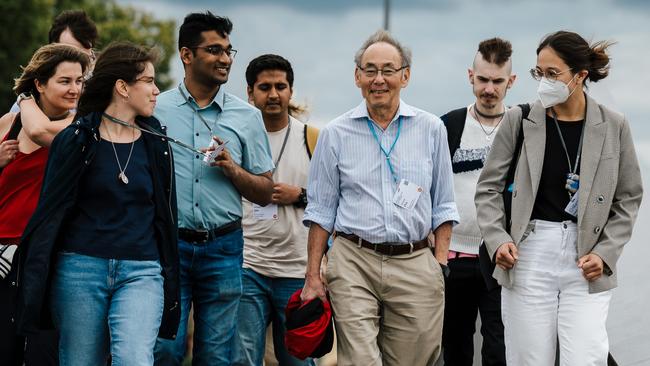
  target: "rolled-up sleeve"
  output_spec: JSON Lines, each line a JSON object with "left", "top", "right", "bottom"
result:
{"left": 430, "top": 119, "right": 459, "bottom": 230}
{"left": 303, "top": 126, "right": 340, "bottom": 232}
{"left": 241, "top": 110, "right": 275, "bottom": 175}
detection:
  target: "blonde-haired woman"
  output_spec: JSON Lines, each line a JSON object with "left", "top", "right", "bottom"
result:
{"left": 0, "top": 43, "right": 89, "bottom": 366}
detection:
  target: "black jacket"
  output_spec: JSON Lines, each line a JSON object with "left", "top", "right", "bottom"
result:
{"left": 16, "top": 112, "right": 180, "bottom": 339}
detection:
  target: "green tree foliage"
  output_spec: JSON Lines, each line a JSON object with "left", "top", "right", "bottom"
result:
{"left": 0, "top": 0, "right": 175, "bottom": 111}
{"left": 0, "top": 0, "right": 52, "bottom": 111}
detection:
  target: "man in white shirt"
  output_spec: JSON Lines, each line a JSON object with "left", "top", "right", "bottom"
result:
{"left": 235, "top": 54, "right": 315, "bottom": 366}
{"left": 439, "top": 37, "right": 516, "bottom": 366}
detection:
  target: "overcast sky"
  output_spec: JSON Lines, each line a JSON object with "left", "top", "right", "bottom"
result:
{"left": 119, "top": 0, "right": 649, "bottom": 134}
{"left": 117, "top": 1, "right": 649, "bottom": 363}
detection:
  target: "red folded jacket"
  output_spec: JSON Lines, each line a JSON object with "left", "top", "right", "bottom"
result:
{"left": 284, "top": 289, "right": 334, "bottom": 360}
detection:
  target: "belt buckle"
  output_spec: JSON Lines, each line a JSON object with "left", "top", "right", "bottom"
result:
{"left": 409, "top": 242, "right": 414, "bottom": 254}
{"left": 357, "top": 236, "right": 363, "bottom": 249}
{"left": 196, "top": 229, "right": 209, "bottom": 243}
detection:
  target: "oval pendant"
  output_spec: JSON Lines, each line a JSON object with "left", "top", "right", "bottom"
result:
{"left": 486, "top": 135, "right": 491, "bottom": 141}
{"left": 118, "top": 172, "right": 129, "bottom": 184}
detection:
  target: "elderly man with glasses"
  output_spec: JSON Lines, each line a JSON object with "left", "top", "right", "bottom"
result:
{"left": 301, "top": 30, "right": 459, "bottom": 366}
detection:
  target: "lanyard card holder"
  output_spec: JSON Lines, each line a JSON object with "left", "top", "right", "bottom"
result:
{"left": 202, "top": 138, "right": 229, "bottom": 165}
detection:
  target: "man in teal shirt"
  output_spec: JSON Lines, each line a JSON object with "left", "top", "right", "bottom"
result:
{"left": 154, "top": 11, "right": 274, "bottom": 365}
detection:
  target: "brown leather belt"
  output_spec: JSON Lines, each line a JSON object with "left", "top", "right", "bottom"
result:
{"left": 179, "top": 219, "right": 242, "bottom": 244}
{"left": 334, "top": 232, "right": 429, "bottom": 256}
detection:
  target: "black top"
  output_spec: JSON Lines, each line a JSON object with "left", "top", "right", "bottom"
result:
{"left": 531, "top": 115, "right": 584, "bottom": 222}
{"left": 60, "top": 136, "right": 158, "bottom": 260}
{"left": 17, "top": 111, "right": 179, "bottom": 339}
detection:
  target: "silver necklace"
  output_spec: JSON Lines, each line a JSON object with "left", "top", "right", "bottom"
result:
{"left": 472, "top": 104, "right": 503, "bottom": 141}
{"left": 102, "top": 118, "right": 136, "bottom": 185}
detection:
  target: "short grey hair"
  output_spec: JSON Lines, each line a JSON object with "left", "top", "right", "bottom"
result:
{"left": 354, "top": 29, "right": 412, "bottom": 68}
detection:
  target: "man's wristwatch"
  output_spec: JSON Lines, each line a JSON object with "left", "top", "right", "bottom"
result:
{"left": 16, "top": 92, "right": 33, "bottom": 105}
{"left": 293, "top": 187, "right": 308, "bottom": 208}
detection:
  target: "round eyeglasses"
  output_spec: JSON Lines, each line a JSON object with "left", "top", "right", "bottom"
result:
{"left": 357, "top": 65, "right": 409, "bottom": 78}
{"left": 191, "top": 46, "right": 237, "bottom": 59}
{"left": 529, "top": 67, "right": 572, "bottom": 82}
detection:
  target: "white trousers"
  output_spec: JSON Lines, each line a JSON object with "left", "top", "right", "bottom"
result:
{"left": 502, "top": 220, "right": 611, "bottom": 366}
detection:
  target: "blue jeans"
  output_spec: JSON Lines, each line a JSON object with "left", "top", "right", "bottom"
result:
{"left": 235, "top": 268, "right": 314, "bottom": 366}
{"left": 50, "top": 252, "right": 163, "bottom": 366}
{"left": 155, "top": 229, "right": 244, "bottom": 365}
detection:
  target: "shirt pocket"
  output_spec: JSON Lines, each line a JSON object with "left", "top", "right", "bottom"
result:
{"left": 397, "top": 159, "right": 432, "bottom": 190}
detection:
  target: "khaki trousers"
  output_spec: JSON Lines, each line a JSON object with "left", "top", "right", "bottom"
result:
{"left": 326, "top": 236, "right": 445, "bottom": 366}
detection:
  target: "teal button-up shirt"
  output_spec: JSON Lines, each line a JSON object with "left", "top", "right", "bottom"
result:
{"left": 155, "top": 82, "right": 274, "bottom": 230}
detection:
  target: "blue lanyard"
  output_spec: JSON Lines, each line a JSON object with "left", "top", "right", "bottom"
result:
{"left": 366, "top": 116, "right": 402, "bottom": 183}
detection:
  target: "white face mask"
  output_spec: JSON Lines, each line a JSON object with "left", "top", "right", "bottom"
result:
{"left": 537, "top": 74, "right": 579, "bottom": 108}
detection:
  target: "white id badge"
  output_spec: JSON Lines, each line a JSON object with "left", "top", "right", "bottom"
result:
{"left": 253, "top": 203, "right": 279, "bottom": 220}
{"left": 564, "top": 192, "right": 579, "bottom": 217}
{"left": 392, "top": 179, "right": 423, "bottom": 209}
{"left": 203, "top": 139, "right": 229, "bottom": 164}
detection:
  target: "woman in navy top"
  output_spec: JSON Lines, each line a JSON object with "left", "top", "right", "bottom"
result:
{"left": 17, "top": 42, "right": 180, "bottom": 366}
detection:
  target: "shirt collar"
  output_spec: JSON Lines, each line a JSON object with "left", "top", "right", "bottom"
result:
{"left": 349, "top": 99, "right": 417, "bottom": 122}
{"left": 176, "top": 80, "right": 225, "bottom": 111}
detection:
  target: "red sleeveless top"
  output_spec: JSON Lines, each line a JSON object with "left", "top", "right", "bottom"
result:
{"left": 0, "top": 133, "right": 48, "bottom": 244}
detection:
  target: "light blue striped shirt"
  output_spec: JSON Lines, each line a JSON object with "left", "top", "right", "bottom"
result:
{"left": 304, "top": 100, "right": 459, "bottom": 243}
{"left": 155, "top": 83, "right": 274, "bottom": 230}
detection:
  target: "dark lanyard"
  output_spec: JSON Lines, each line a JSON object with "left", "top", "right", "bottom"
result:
{"left": 178, "top": 86, "right": 217, "bottom": 135}
{"left": 366, "top": 116, "right": 402, "bottom": 183}
{"left": 551, "top": 109, "right": 584, "bottom": 175}
{"left": 273, "top": 119, "right": 291, "bottom": 172}
{"left": 102, "top": 113, "right": 204, "bottom": 155}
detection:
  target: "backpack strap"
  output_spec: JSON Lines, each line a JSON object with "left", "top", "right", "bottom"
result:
{"left": 503, "top": 104, "right": 528, "bottom": 231}
{"left": 506, "top": 104, "right": 528, "bottom": 187}
{"left": 440, "top": 107, "right": 468, "bottom": 159}
{"left": 509, "top": 103, "right": 530, "bottom": 181}
{"left": 6, "top": 112, "right": 22, "bottom": 141}
{"left": 517, "top": 103, "right": 531, "bottom": 120}
{"left": 304, "top": 124, "right": 320, "bottom": 160}
{"left": 0, "top": 113, "right": 22, "bottom": 176}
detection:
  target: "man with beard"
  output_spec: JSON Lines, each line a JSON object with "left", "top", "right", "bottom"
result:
{"left": 153, "top": 11, "right": 274, "bottom": 366}
{"left": 439, "top": 37, "right": 516, "bottom": 366}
